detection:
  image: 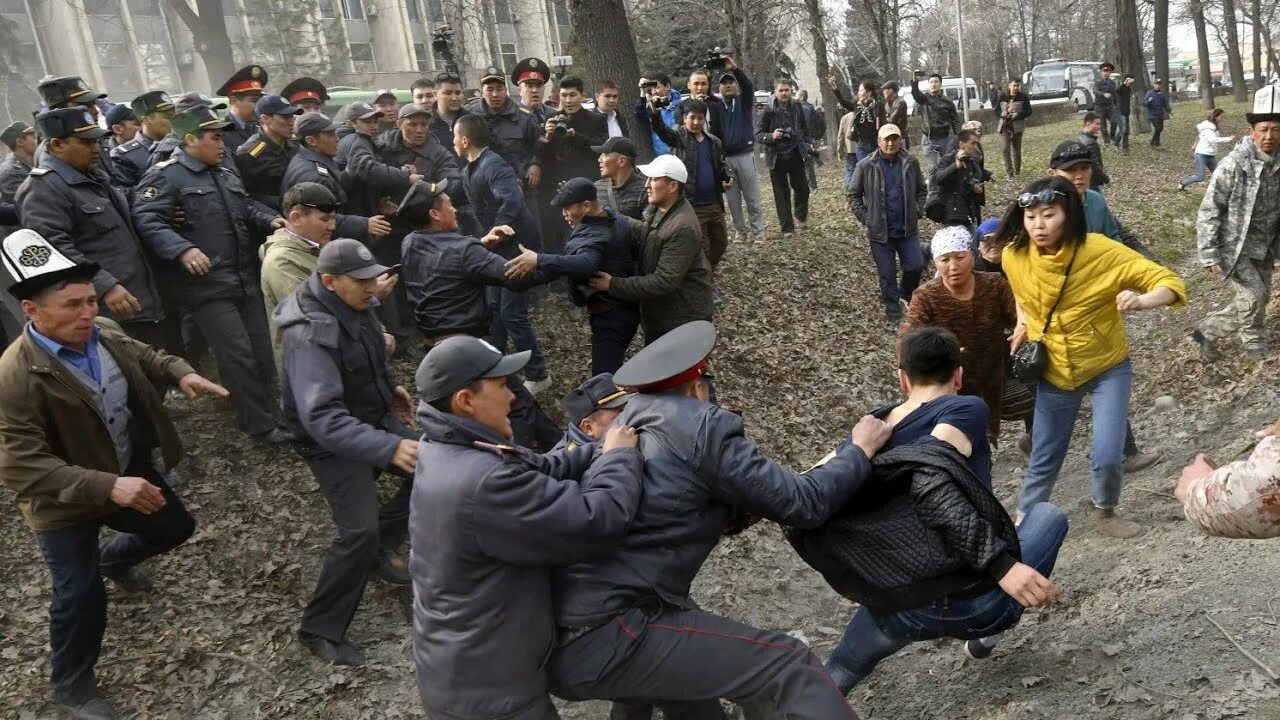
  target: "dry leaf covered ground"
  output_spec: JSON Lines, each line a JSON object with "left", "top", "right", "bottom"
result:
{"left": 2, "top": 99, "right": 1279, "bottom": 719}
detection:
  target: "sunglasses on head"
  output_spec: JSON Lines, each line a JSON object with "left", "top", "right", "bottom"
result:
{"left": 1017, "top": 189, "right": 1067, "bottom": 208}
{"left": 302, "top": 202, "right": 339, "bottom": 213}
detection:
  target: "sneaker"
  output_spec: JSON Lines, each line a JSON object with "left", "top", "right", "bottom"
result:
{"left": 1123, "top": 452, "right": 1161, "bottom": 474}
{"left": 963, "top": 637, "right": 997, "bottom": 660}
{"left": 1190, "top": 329, "right": 1220, "bottom": 362}
{"left": 782, "top": 231, "right": 795, "bottom": 239}
{"left": 523, "top": 376, "right": 552, "bottom": 395}
{"left": 1092, "top": 507, "right": 1145, "bottom": 539}
{"left": 297, "top": 632, "right": 366, "bottom": 667}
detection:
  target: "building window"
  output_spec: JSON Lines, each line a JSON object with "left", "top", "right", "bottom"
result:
{"left": 342, "top": 0, "right": 363, "bottom": 19}
{"left": 405, "top": 0, "right": 418, "bottom": 20}
{"left": 493, "top": 0, "right": 511, "bottom": 23}
{"left": 500, "top": 42, "right": 516, "bottom": 73}
{"left": 316, "top": 0, "right": 338, "bottom": 17}
{"left": 95, "top": 42, "right": 131, "bottom": 70}
{"left": 350, "top": 42, "right": 377, "bottom": 72}
{"left": 413, "top": 42, "right": 430, "bottom": 73}
{"left": 136, "top": 41, "right": 175, "bottom": 87}
{"left": 425, "top": 0, "right": 443, "bottom": 23}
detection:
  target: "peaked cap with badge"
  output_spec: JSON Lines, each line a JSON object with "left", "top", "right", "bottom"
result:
{"left": 34, "top": 107, "right": 107, "bottom": 141}
{"left": 511, "top": 58, "right": 549, "bottom": 86}
{"left": 216, "top": 65, "right": 268, "bottom": 97}
{"left": 1, "top": 121, "right": 35, "bottom": 148}
{"left": 1, "top": 229, "right": 99, "bottom": 300}
{"left": 281, "top": 77, "right": 330, "bottom": 106}
{"left": 562, "top": 373, "right": 634, "bottom": 426}
{"left": 613, "top": 320, "right": 716, "bottom": 392}
{"left": 131, "top": 91, "right": 175, "bottom": 117}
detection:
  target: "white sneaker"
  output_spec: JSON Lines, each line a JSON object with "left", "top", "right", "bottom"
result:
{"left": 523, "top": 377, "right": 552, "bottom": 395}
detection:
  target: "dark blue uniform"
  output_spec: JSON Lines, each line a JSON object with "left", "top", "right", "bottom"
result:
{"left": 280, "top": 146, "right": 371, "bottom": 241}
{"left": 464, "top": 97, "right": 543, "bottom": 179}
{"left": 235, "top": 132, "right": 298, "bottom": 210}
{"left": 336, "top": 126, "right": 414, "bottom": 217}
{"left": 108, "top": 133, "right": 158, "bottom": 188}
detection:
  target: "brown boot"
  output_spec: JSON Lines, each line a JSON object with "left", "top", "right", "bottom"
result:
{"left": 1092, "top": 507, "right": 1145, "bottom": 539}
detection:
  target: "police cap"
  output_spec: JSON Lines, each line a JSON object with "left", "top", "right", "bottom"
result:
{"left": 281, "top": 77, "right": 330, "bottom": 106}
{"left": 613, "top": 320, "right": 716, "bottom": 392}
{"left": 511, "top": 58, "right": 549, "bottom": 86}
{"left": 396, "top": 179, "right": 449, "bottom": 225}
{"left": 0, "top": 121, "right": 35, "bottom": 148}
{"left": 171, "top": 106, "right": 234, "bottom": 139}
{"left": 550, "top": 177, "right": 597, "bottom": 207}
{"left": 256, "top": 95, "right": 303, "bottom": 117}
{"left": 104, "top": 103, "right": 137, "bottom": 127}
{"left": 416, "top": 336, "right": 530, "bottom": 403}
{"left": 562, "top": 373, "right": 633, "bottom": 426}
{"left": 216, "top": 65, "right": 268, "bottom": 98}
{"left": 480, "top": 66, "right": 506, "bottom": 85}
{"left": 38, "top": 76, "right": 106, "bottom": 109}
{"left": 131, "top": 91, "right": 175, "bottom": 118}
{"left": 35, "top": 107, "right": 107, "bottom": 141}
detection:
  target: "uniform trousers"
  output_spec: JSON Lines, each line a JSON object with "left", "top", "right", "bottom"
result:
{"left": 189, "top": 290, "right": 278, "bottom": 436}
{"left": 487, "top": 286, "right": 549, "bottom": 382}
{"left": 767, "top": 152, "right": 809, "bottom": 234}
{"left": 298, "top": 427, "right": 415, "bottom": 643}
{"left": 34, "top": 461, "right": 194, "bottom": 705}
{"left": 1198, "top": 253, "right": 1275, "bottom": 351}
{"left": 548, "top": 604, "right": 856, "bottom": 719}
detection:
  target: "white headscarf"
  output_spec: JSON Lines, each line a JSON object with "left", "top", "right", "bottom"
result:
{"left": 932, "top": 225, "right": 974, "bottom": 257}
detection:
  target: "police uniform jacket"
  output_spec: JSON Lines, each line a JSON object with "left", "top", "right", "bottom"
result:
{"left": 553, "top": 392, "right": 872, "bottom": 627}
{"left": 463, "top": 97, "right": 542, "bottom": 178}
{"left": 235, "top": 131, "right": 299, "bottom": 209}
{"left": 16, "top": 157, "right": 163, "bottom": 323}
{"left": 275, "top": 272, "right": 405, "bottom": 465}
{"left": 280, "top": 146, "right": 371, "bottom": 242}
{"left": 337, "top": 126, "right": 414, "bottom": 217}
{"left": 224, "top": 112, "right": 259, "bottom": 154}
{"left": 460, "top": 147, "right": 540, "bottom": 260}
{"left": 0, "top": 152, "right": 32, "bottom": 204}
{"left": 134, "top": 149, "right": 278, "bottom": 306}
{"left": 148, "top": 134, "right": 240, "bottom": 175}
{"left": 109, "top": 132, "right": 158, "bottom": 188}
{"left": 537, "top": 108, "right": 609, "bottom": 185}
{"left": 377, "top": 128, "right": 467, "bottom": 237}
{"left": 411, "top": 402, "right": 642, "bottom": 717}
{"left": 400, "top": 229, "right": 541, "bottom": 339}
{"left": 539, "top": 210, "right": 636, "bottom": 308}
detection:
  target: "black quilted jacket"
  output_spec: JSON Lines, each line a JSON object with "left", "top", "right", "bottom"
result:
{"left": 787, "top": 438, "right": 1020, "bottom": 612}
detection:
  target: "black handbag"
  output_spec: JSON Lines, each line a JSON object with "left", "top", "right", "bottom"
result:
{"left": 1011, "top": 248, "right": 1077, "bottom": 384}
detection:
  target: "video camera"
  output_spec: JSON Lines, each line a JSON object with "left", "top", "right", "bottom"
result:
{"left": 706, "top": 46, "right": 733, "bottom": 71}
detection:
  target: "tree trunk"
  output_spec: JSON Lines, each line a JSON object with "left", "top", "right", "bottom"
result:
{"left": 165, "top": 0, "right": 237, "bottom": 91}
{"left": 1154, "top": 0, "right": 1169, "bottom": 86}
{"left": 1191, "top": 0, "right": 1216, "bottom": 109}
{"left": 1252, "top": 0, "right": 1262, "bottom": 89}
{"left": 803, "top": 0, "right": 837, "bottom": 147}
{"left": 567, "top": 0, "right": 651, "bottom": 160}
{"left": 1221, "top": 0, "right": 1249, "bottom": 101}
{"left": 1114, "top": 0, "right": 1150, "bottom": 131}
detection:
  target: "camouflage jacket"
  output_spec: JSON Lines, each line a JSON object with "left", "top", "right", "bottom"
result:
{"left": 1197, "top": 137, "right": 1280, "bottom": 274}
{"left": 1182, "top": 435, "right": 1280, "bottom": 539}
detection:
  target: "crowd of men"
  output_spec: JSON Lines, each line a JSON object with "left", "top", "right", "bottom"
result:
{"left": 0, "top": 45, "right": 1277, "bottom": 720}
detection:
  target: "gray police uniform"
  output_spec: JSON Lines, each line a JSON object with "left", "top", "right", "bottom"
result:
{"left": 109, "top": 133, "right": 158, "bottom": 188}
{"left": 336, "top": 126, "right": 414, "bottom": 217}
{"left": 464, "top": 97, "right": 543, "bottom": 179}
{"left": 0, "top": 152, "right": 32, "bottom": 204}
{"left": 279, "top": 146, "right": 371, "bottom": 241}
{"left": 34, "top": 139, "right": 132, "bottom": 189}
{"left": 276, "top": 272, "right": 416, "bottom": 644}
{"left": 15, "top": 157, "right": 167, "bottom": 340}
{"left": 133, "top": 149, "right": 281, "bottom": 437}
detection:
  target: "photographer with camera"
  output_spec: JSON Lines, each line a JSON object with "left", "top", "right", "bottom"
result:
{"left": 928, "top": 129, "right": 992, "bottom": 234}
{"left": 704, "top": 55, "right": 765, "bottom": 242}
{"left": 635, "top": 73, "right": 681, "bottom": 155}
{"left": 910, "top": 71, "right": 961, "bottom": 174}
{"left": 536, "top": 76, "right": 608, "bottom": 254}
{"left": 755, "top": 79, "right": 811, "bottom": 237}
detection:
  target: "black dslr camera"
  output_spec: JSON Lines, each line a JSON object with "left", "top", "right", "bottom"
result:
{"left": 776, "top": 128, "right": 794, "bottom": 140}
{"left": 650, "top": 95, "right": 671, "bottom": 109}
{"left": 550, "top": 113, "right": 571, "bottom": 135}
{"left": 706, "top": 46, "right": 733, "bottom": 71}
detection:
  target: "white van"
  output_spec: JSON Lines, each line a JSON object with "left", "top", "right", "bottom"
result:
{"left": 903, "top": 77, "right": 983, "bottom": 114}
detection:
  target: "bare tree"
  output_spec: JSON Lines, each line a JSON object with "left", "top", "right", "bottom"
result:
{"left": 567, "top": 0, "right": 651, "bottom": 157}
{"left": 161, "top": 0, "right": 237, "bottom": 89}
{"left": 1154, "top": 0, "right": 1170, "bottom": 86}
{"left": 1114, "top": 0, "right": 1150, "bottom": 131}
{"left": 1190, "top": 0, "right": 1216, "bottom": 108}
{"left": 1221, "top": 0, "right": 1249, "bottom": 100}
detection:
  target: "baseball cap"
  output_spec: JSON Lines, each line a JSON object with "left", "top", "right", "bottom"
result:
{"left": 398, "top": 103, "right": 431, "bottom": 119}
{"left": 294, "top": 112, "right": 339, "bottom": 138}
{"left": 590, "top": 136, "right": 637, "bottom": 158}
{"left": 550, "top": 177, "right": 598, "bottom": 207}
{"left": 256, "top": 94, "right": 302, "bottom": 117}
{"left": 718, "top": 73, "right": 737, "bottom": 85}
{"left": 373, "top": 89, "right": 397, "bottom": 103}
{"left": 34, "top": 107, "right": 108, "bottom": 140}
{"left": 316, "top": 237, "right": 390, "bottom": 279}
{"left": 104, "top": 103, "right": 137, "bottom": 127}
{"left": 173, "top": 91, "right": 226, "bottom": 113}
{"left": 637, "top": 154, "right": 688, "bottom": 183}
{"left": 283, "top": 182, "right": 339, "bottom": 214}
{"left": 878, "top": 123, "right": 902, "bottom": 139}
{"left": 562, "top": 373, "right": 633, "bottom": 426}
{"left": 416, "top": 336, "right": 530, "bottom": 402}
{"left": 1049, "top": 140, "right": 1093, "bottom": 169}
{"left": 345, "top": 101, "right": 383, "bottom": 121}
{"left": 976, "top": 218, "right": 1001, "bottom": 239}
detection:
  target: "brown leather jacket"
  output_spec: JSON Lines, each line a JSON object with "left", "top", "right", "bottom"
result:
{"left": 0, "top": 321, "right": 192, "bottom": 530}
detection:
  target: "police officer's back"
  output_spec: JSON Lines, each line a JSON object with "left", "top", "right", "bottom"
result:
{"left": 281, "top": 112, "right": 384, "bottom": 242}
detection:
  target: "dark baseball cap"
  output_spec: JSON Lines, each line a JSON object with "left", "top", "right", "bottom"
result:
{"left": 590, "top": 136, "right": 637, "bottom": 158}
{"left": 104, "top": 103, "right": 136, "bottom": 127}
{"left": 398, "top": 103, "right": 431, "bottom": 119}
{"left": 173, "top": 91, "right": 226, "bottom": 113}
{"left": 316, "top": 237, "right": 390, "bottom": 279}
{"left": 718, "top": 73, "right": 736, "bottom": 85}
{"left": 562, "top": 373, "right": 633, "bottom": 426}
{"left": 416, "top": 336, "right": 531, "bottom": 402}
{"left": 1049, "top": 140, "right": 1093, "bottom": 169}
{"left": 1, "top": 121, "right": 35, "bottom": 147}
{"left": 550, "top": 177, "right": 598, "bottom": 207}
{"left": 294, "top": 111, "right": 339, "bottom": 137}
{"left": 345, "top": 101, "right": 383, "bottom": 121}
{"left": 396, "top": 179, "right": 449, "bottom": 225}
{"left": 283, "top": 181, "right": 339, "bottom": 214}
{"left": 256, "top": 94, "right": 302, "bottom": 117}
{"left": 171, "top": 106, "right": 233, "bottom": 138}
{"left": 373, "top": 89, "right": 397, "bottom": 103}
{"left": 34, "top": 107, "right": 107, "bottom": 141}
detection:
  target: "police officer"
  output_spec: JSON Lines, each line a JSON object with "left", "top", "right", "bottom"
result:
{"left": 103, "top": 103, "right": 138, "bottom": 149}
{"left": 281, "top": 77, "right": 329, "bottom": 114}
{"left": 591, "top": 136, "right": 647, "bottom": 221}
{"left": 17, "top": 107, "right": 169, "bottom": 347}
{"left": 512, "top": 58, "right": 553, "bottom": 124}
{"left": 34, "top": 76, "right": 131, "bottom": 188}
{"left": 236, "top": 94, "right": 302, "bottom": 209}
{"left": 133, "top": 107, "right": 291, "bottom": 444}
{"left": 0, "top": 230, "right": 226, "bottom": 720}
{"left": 409, "top": 335, "right": 642, "bottom": 720}
{"left": 465, "top": 65, "right": 543, "bottom": 184}
{"left": 397, "top": 181, "right": 562, "bottom": 450}
{"left": 110, "top": 91, "right": 174, "bottom": 187}
{"left": 148, "top": 92, "right": 231, "bottom": 168}
{"left": 555, "top": 373, "right": 633, "bottom": 451}
{"left": 215, "top": 64, "right": 267, "bottom": 153}
{"left": 504, "top": 177, "right": 639, "bottom": 375}
{"left": 548, "top": 320, "right": 888, "bottom": 715}
{"left": 0, "top": 120, "right": 37, "bottom": 204}
{"left": 275, "top": 238, "right": 417, "bottom": 666}
{"left": 337, "top": 101, "right": 422, "bottom": 218}
{"left": 281, "top": 112, "right": 389, "bottom": 242}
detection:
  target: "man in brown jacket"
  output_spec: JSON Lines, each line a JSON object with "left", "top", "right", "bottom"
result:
{"left": 0, "top": 230, "right": 226, "bottom": 720}
{"left": 588, "top": 154, "right": 714, "bottom": 344}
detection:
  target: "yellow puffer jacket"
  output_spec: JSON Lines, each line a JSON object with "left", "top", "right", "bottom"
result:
{"left": 1002, "top": 233, "right": 1187, "bottom": 391}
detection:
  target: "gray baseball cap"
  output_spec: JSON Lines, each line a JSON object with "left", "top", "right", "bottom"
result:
{"left": 416, "top": 336, "right": 530, "bottom": 402}
{"left": 316, "top": 238, "right": 389, "bottom": 279}
{"left": 345, "top": 101, "right": 383, "bottom": 121}
{"left": 398, "top": 103, "right": 431, "bottom": 119}
{"left": 294, "top": 111, "right": 340, "bottom": 138}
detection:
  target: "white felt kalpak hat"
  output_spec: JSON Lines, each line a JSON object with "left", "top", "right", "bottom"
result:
{"left": 1246, "top": 85, "right": 1280, "bottom": 124}
{"left": 1, "top": 229, "right": 98, "bottom": 300}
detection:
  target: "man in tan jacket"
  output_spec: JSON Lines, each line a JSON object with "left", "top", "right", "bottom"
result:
{"left": 0, "top": 230, "right": 226, "bottom": 720}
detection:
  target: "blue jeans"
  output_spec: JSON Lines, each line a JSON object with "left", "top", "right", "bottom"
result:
{"left": 1180, "top": 153, "right": 1218, "bottom": 187}
{"left": 1020, "top": 358, "right": 1132, "bottom": 515}
{"left": 844, "top": 154, "right": 858, "bottom": 189}
{"left": 854, "top": 142, "right": 876, "bottom": 165}
{"left": 1114, "top": 113, "right": 1130, "bottom": 149}
{"left": 486, "top": 286, "right": 548, "bottom": 381}
{"left": 869, "top": 236, "right": 924, "bottom": 312}
{"left": 825, "top": 502, "right": 1068, "bottom": 692}
{"left": 34, "top": 464, "right": 195, "bottom": 704}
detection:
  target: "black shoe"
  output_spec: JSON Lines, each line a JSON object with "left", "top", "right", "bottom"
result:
{"left": 963, "top": 638, "right": 996, "bottom": 660}
{"left": 254, "top": 427, "right": 295, "bottom": 445}
{"left": 375, "top": 550, "right": 411, "bottom": 585}
{"left": 1190, "top": 329, "right": 1220, "bottom": 362}
{"left": 101, "top": 565, "right": 153, "bottom": 594}
{"left": 298, "top": 632, "right": 366, "bottom": 666}
{"left": 56, "top": 696, "right": 118, "bottom": 720}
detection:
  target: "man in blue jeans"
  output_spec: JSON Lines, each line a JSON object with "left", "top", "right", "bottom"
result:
{"left": 823, "top": 327, "right": 1067, "bottom": 693}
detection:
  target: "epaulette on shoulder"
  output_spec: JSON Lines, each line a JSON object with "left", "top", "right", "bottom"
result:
{"left": 518, "top": 106, "right": 532, "bottom": 115}
{"left": 28, "top": 167, "right": 50, "bottom": 176}
{"left": 248, "top": 141, "right": 267, "bottom": 157}
{"left": 154, "top": 158, "right": 177, "bottom": 169}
